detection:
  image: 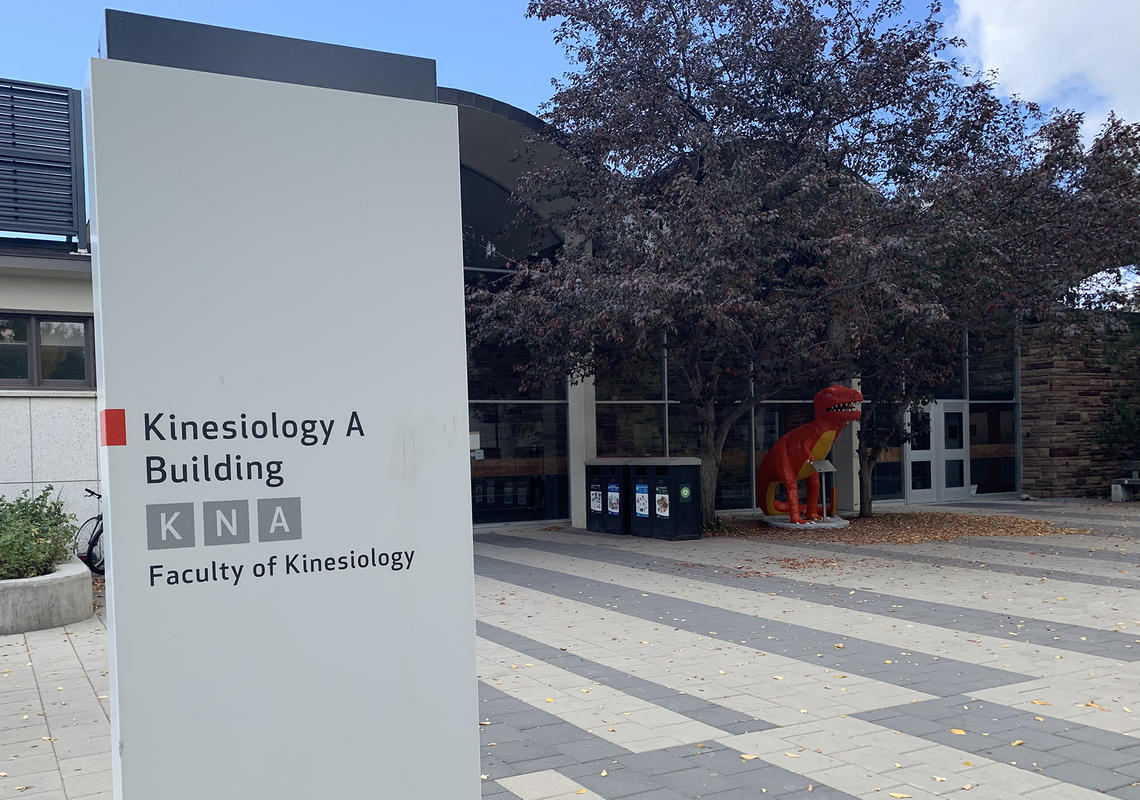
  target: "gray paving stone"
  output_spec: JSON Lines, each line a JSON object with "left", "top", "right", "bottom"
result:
{"left": 4, "top": 521, "right": 1137, "bottom": 800}
{"left": 620, "top": 787, "right": 696, "bottom": 800}
{"left": 475, "top": 532, "right": 1137, "bottom": 661}
{"left": 1051, "top": 742, "right": 1139, "bottom": 770}
{"left": 1042, "top": 760, "right": 1134, "bottom": 792}
{"left": 653, "top": 764, "right": 742, "bottom": 795}
{"left": 480, "top": 783, "right": 524, "bottom": 799}
{"left": 1057, "top": 727, "right": 1140, "bottom": 749}
{"left": 555, "top": 737, "right": 631, "bottom": 762}
{"left": 774, "top": 539, "right": 1140, "bottom": 591}
{"left": 954, "top": 537, "right": 1140, "bottom": 564}
{"left": 476, "top": 555, "right": 1029, "bottom": 695}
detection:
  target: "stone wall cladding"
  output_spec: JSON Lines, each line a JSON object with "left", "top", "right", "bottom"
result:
{"left": 1020, "top": 321, "right": 1139, "bottom": 497}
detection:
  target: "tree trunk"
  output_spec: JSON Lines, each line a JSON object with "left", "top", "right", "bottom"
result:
{"left": 858, "top": 446, "right": 876, "bottom": 518}
{"left": 696, "top": 398, "right": 721, "bottom": 526}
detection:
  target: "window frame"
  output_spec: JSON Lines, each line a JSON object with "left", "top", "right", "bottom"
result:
{"left": 0, "top": 311, "right": 96, "bottom": 390}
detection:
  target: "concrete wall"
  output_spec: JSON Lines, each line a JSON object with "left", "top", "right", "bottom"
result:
{"left": 1, "top": 260, "right": 100, "bottom": 522}
{"left": 1, "top": 272, "right": 94, "bottom": 313}
{"left": 0, "top": 393, "right": 101, "bottom": 522}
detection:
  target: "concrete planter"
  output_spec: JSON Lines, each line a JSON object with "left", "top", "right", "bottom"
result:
{"left": 0, "top": 560, "right": 94, "bottom": 635}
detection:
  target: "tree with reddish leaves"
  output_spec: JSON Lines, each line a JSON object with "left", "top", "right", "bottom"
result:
{"left": 840, "top": 104, "right": 1140, "bottom": 515}
{"left": 467, "top": 0, "right": 1140, "bottom": 522}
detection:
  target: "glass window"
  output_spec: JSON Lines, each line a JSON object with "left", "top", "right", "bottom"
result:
{"left": 669, "top": 403, "right": 751, "bottom": 509}
{"left": 945, "top": 459, "right": 964, "bottom": 488}
{"left": 944, "top": 412, "right": 963, "bottom": 450}
{"left": 0, "top": 314, "right": 93, "bottom": 388}
{"left": 0, "top": 317, "right": 30, "bottom": 380}
{"left": 596, "top": 348, "right": 663, "bottom": 401}
{"left": 596, "top": 403, "right": 664, "bottom": 457}
{"left": 469, "top": 402, "right": 568, "bottom": 523}
{"left": 872, "top": 459, "right": 904, "bottom": 499}
{"left": 467, "top": 341, "right": 566, "bottom": 401}
{"left": 717, "top": 413, "right": 752, "bottom": 509}
{"left": 910, "top": 411, "right": 931, "bottom": 451}
{"left": 40, "top": 320, "right": 87, "bottom": 381}
{"left": 969, "top": 328, "right": 1016, "bottom": 401}
{"left": 862, "top": 403, "right": 904, "bottom": 500}
{"left": 911, "top": 460, "right": 932, "bottom": 490}
{"left": 969, "top": 402, "right": 1018, "bottom": 493}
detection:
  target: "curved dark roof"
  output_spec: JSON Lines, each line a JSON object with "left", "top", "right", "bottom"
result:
{"left": 437, "top": 87, "right": 546, "bottom": 133}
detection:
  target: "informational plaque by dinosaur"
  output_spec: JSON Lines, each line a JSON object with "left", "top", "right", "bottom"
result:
{"left": 87, "top": 50, "right": 477, "bottom": 798}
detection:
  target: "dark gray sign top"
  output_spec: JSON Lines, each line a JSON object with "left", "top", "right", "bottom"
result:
{"left": 100, "top": 10, "right": 437, "bottom": 103}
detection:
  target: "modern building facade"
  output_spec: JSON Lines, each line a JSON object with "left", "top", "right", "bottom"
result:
{"left": 1, "top": 76, "right": 99, "bottom": 523}
{"left": 1, "top": 17, "right": 1134, "bottom": 527}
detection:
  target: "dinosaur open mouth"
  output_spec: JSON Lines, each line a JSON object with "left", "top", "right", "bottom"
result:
{"left": 827, "top": 402, "right": 860, "bottom": 413}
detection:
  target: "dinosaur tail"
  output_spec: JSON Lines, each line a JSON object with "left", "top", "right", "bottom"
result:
{"left": 761, "top": 485, "right": 838, "bottom": 516}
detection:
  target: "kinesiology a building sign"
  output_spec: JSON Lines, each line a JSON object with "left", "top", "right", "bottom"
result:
{"left": 87, "top": 21, "right": 478, "bottom": 799}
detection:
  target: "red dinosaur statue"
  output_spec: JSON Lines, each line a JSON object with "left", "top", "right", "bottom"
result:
{"left": 755, "top": 385, "right": 863, "bottom": 523}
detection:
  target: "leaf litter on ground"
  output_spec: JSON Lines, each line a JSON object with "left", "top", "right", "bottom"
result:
{"left": 706, "top": 511, "right": 1086, "bottom": 546}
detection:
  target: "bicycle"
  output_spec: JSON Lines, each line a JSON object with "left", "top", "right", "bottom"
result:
{"left": 74, "top": 489, "right": 104, "bottom": 576}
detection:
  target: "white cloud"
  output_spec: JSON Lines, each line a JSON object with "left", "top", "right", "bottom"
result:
{"left": 951, "top": 0, "right": 1140, "bottom": 135}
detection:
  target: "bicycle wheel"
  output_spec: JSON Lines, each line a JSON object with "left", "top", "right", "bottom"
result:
{"left": 75, "top": 515, "right": 100, "bottom": 563}
{"left": 86, "top": 520, "right": 105, "bottom": 576}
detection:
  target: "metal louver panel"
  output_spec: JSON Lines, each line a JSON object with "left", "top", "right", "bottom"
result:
{"left": 0, "top": 78, "right": 88, "bottom": 249}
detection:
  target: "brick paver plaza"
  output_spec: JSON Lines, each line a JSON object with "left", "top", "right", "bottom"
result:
{"left": 2, "top": 499, "right": 1138, "bottom": 799}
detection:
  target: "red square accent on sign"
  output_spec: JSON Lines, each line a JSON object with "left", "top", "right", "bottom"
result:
{"left": 100, "top": 409, "right": 127, "bottom": 446}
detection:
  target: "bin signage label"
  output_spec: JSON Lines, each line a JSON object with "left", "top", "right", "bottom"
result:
{"left": 655, "top": 484, "right": 670, "bottom": 518}
{"left": 680, "top": 485, "right": 692, "bottom": 501}
{"left": 634, "top": 483, "right": 649, "bottom": 517}
{"left": 607, "top": 482, "right": 621, "bottom": 514}
{"left": 590, "top": 487, "right": 603, "bottom": 513}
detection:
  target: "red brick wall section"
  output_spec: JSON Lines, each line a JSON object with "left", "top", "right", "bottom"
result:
{"left": 1020, "top": 322, "right": 1139, "bottom": 497}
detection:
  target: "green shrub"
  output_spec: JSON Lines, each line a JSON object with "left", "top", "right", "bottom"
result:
{"left": 1099, "top": 399, "right": 1140, "bottom": 458}
{"left": 0, "top": 487, "right": 76, "bottom": 580}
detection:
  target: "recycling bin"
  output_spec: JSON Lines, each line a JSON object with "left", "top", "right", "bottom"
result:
{"left": 649, "top": 458, "right": 702, "bottom": 540}
{"left": 616, "top": 458, "right": 701, "bottom": 540}
{"left": 584, "top": 459, "right": 630, "bottom": 534}
{"left": 629, "top": 461, "right": 655, "bottom": 537}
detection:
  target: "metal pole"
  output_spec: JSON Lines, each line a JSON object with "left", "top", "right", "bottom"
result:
{"left": 820, "top": 469, "right": 827, "bottom": 522}
{"left": 661, "top": 333, "right": 669, "bottom": 457}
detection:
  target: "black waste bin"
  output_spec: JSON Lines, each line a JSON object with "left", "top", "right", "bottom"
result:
{"left": 628, "top": 461, "right": 655, "bottom": 537}
{"left": 649, "top": 457, "right": 702, "bottom": 540}
{"left": 584, "top": 459, "right": 630, "bottom": 534}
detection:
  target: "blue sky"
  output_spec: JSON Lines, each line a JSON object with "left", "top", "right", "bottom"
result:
{"left": 0, "top": 1, "right": 566, "bottom": 114}
{"left": 2, "top": 0, "right": 1137, "bottom": 127}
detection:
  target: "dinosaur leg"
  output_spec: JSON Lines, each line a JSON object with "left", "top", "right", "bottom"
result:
{"left": 804, "top": 472, "right": 822, "bottom": 521}
{"left": 783, "top": 475, "right": 805, "bottom": 523}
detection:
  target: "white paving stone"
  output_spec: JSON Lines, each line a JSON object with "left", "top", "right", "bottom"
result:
{"left": 478, "top": 575, "right": 931, "bottom": 719}
{"left": 478, "top": 637, "right": 724, "bottom": 751}
{"left": 716, "top": 715, "right": 1095, "bottom": 800}
{"left": 485, "top": 530, "right": 1140, "bottom": 634}
{"left": 476, "top": 541, "right": 1126, "bottom": 678}
{"left": 497, "top": 769, "right": 606, "bottom": 799}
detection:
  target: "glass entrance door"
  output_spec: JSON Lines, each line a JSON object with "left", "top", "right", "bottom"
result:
{"left": 940, "top": 401, "right": 970, "bottom": 502}
{"left": 905, "top": 401, "right": 971, "bottom": 503}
